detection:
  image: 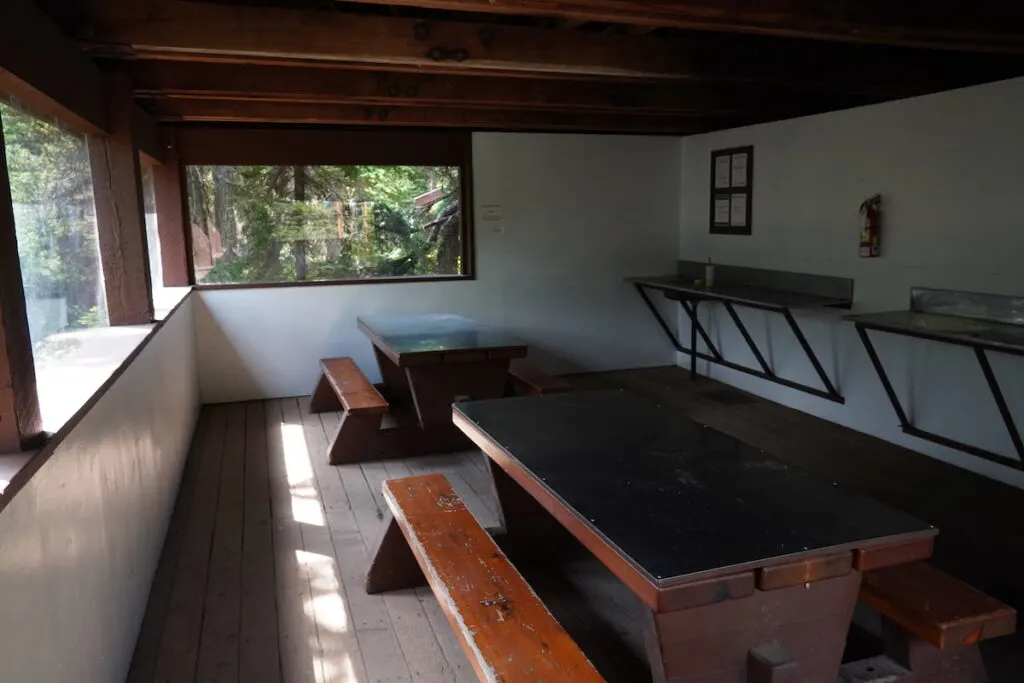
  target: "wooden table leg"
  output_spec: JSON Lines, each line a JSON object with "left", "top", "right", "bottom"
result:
{"left": 405, "top": 358, "right": 510, "bottom": 427}
{"left": 373, "top": 346, "right": 412, "bottom": 404}
{"left": 486, "top": 458, "right": 579, "bottom": 564}
{"left": 644, "top": 570, "right": 862, "bottom": 683}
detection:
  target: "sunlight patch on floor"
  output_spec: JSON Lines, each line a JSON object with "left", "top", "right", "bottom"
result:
{"left": 281, "top": 423, "right": 325, "bottom": 526}
{"left": 296, "top": 548, "right": 361, "bottom": 682}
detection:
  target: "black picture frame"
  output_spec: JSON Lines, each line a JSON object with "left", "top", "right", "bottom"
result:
{"left": 709, "top": 145, "right": 753, "bottom": 235}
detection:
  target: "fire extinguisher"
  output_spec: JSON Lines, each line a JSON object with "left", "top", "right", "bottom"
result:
{"left": 859, "top": 194, "right": 882, "bottom": 258}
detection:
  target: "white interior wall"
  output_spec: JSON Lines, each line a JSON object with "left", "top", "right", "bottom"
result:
{"left": 195, "top": 132, "right": 682, "bottom": 403}
{"left": 677, "top": 77, "right": 1024, "bottom": 488}
{"left": 0, "top": 298, "right": 200, "bottom": 683}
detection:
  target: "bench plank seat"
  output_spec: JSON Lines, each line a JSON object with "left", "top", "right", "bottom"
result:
{"left": 861, "top": 562, "right": 1016, "bottom": 649}
{"left": 309, "top": 358, "right": 389, "bottom": 464}
{"left": 310, "top": 358, "right": 389, "bottom": 415}
{"left": 507, "top": 359, "right": 573, "bottom": 397}
{"left": 368, "top": 474, "right": 604, "bottom": 683}
{"left": 858, "top": 562, "right": 1016, "bottom": 683}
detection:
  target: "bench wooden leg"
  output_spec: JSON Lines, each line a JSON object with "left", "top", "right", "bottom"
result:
{"left": 882, "top": 618, "right": 990, "bottom": 683}
{"left": 327, "top": 412, "right": 383, "bottom": 465}
{"left": 365, "top": 510, "right": 425, "bottom": 594}
{"left": 309, "top": 372, "right": 342, "bottom": 413}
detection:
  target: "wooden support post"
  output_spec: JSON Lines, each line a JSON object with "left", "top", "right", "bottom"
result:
{"left": 88, "top": 72, "right": 154, "bottom": 325}
{"left": 0, "top": 125, "right": 42, "bottom": 451}
{"left": 151, "top": 128, "right": 191, "bottom": 286}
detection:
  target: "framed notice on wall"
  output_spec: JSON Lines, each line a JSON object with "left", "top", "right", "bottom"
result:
{"left": 710, "top": 146, "right": 753, "bottom": 235}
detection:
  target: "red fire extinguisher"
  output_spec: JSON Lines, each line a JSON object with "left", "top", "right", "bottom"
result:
{"left": 859, "top": 194, "right": 882, "bottom": 258}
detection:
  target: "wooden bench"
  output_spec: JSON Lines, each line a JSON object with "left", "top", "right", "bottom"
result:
{"left": 308, "top": 358, "right": 389, "bottom": 464}
{"left": 365, "top": 474, "right": 604, "bottom": 683}
{"left": 858, "top": 562, "right": 1016, "bottom": 683}
{"left": 506, "top": 359, "right": 574, "bottom": 397}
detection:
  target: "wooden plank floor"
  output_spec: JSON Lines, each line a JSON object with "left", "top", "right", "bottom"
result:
{"left": 127, "top": 396, "right": 647, "bottom": 683}
{"left": 127, "top": 368, "right": 1024, "bottom": 683}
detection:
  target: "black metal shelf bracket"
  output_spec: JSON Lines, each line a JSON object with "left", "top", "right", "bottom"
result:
{"left": 633, "top": 283, "right": 844, "bottom": 403}
{"left": 853, "top": 323, "right": 1024, "bottom": 471}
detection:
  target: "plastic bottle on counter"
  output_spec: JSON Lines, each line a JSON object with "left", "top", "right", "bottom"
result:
{"left": 704, "top": 258, "right": 715, "bottom": 289}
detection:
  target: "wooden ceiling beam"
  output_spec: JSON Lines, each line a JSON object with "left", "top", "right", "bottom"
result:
{"left": 81, "top": 0, "right": 689, "bottom": 80}
{"left": 127, "top": 61, "right": 879, "bottom": 118}
{"left": 332, "top": 0, "right": 1024, "bottom": 53}
{"left": 0, "top": 0, "right": 108, "bottom": 133}
{"left": 77, "top": 0, "right": 1018, "bottom": 94}
{"left": 153, "top": 98, "right": 712, "bottom": 134}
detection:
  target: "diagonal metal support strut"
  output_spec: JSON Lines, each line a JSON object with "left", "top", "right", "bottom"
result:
{"left": 854, "top": 324, "right": 1023, "bottom": 471}
{"left": 632, "top": 284, "right": 844, "bottom": 403}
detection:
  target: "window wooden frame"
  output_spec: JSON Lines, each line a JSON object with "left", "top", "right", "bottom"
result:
{"left": 709, "top": 145, "right": 754, "bottom": 236}
{"left": 173, "top": 125, "right": 475, "bottom": 289}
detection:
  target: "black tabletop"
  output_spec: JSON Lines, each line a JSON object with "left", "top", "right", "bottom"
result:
{"left": 358, "top": 314, "right": 528, "bottom": 365}
{"left": 455, "top": 391, "right": 934, "bottom": 585}
{"left": 628, "top": 275, "right": 852, "bottom": 310}
{"left": 846, "top": 310, "right": 1024, "bottom": 354}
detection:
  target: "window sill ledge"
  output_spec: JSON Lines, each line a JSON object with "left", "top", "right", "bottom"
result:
{"left": 0, "top": 292, "right": 193, "bottom": 514}
{"left": 193, "top": 274, "right": 474, "bottom": 291}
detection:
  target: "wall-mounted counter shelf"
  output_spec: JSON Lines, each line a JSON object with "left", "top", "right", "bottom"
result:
{"left": 628, "top": 262, "right": 853, "bottom": 403}
{"left": 847, "top": 288, "right": 1024, "bottom": 471}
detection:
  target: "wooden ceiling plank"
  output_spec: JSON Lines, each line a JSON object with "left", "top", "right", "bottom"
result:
{"left": 155, "top": 98, "right": 708, "bottom": 134}
{"left": 80, "top": 2, "right": 1024, "bottom": 96}
{"left": 129, "top": 61, "right": 877, "bottom": 117}
{"left": 82, "top": 0, "right": 689, "bottom": 80}
{"left": 329, "top": 0, "right": 1024, "bottom": 53}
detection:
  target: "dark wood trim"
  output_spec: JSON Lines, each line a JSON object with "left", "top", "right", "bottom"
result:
{"left": 152, "top": 128, "right": 190, "bottom": 287}
{"left": 179, "top": 159, "right": 198, "bottom": 286}
{"left": 459, "top": 159, "right": 475, "bottom": 279}
{"left": 0, "top": 0, "right": 108, "bottom": 134}
{"left": 0, "top": 290, "right": 193, "bottom": 515}
{"left": 88, "top": 73, "right": 155, "bottom": 325}
{"left": 756, "top": 552, "right": 853, "bottom": 591}
{"left": 195, "top": 274, "right": 474, "bottom": 292}
{"left": 0, "top": 122, "right": 42, "bottom": 452}
{"left": 853, "top": 536, "right": 936, "bottom": 572}
{"left": 131, "top": 105, "right": 165, "bottom": 165}
{"left": 656, "top": 572, "right": 755, "bottom": 613}
{"left": 174, "top": 125, "right": 472, "bottom": 166}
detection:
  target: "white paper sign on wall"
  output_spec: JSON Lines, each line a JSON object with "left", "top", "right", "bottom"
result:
{"left": 481, "top": 205, "right": 504, "bottom": 233}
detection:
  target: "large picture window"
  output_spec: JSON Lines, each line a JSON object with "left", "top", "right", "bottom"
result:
{"left": 0, "top": 103, "right": 108, "bottom": 358}
{"left": 186, "top": 165, "right": 466, "bottom": 285}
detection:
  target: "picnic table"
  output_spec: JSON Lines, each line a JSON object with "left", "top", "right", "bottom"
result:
{"left": 357, "top": 314, "right": 527, "bottom": 454}
{"left": 452, "top": 390, "right": 938, "bottom": 683}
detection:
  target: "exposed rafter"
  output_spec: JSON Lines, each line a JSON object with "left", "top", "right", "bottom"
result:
{"left": 127, "top": 61, "right": 881, "bottom": 118}
{"left": 332, "top": 0, "right": 1024, "bottom": 53}
{"left": 77, "top": 1, "right": 1023, "bottom": 95}
{"left": 153, "top": 98, "right": 710, "bottom": 134}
